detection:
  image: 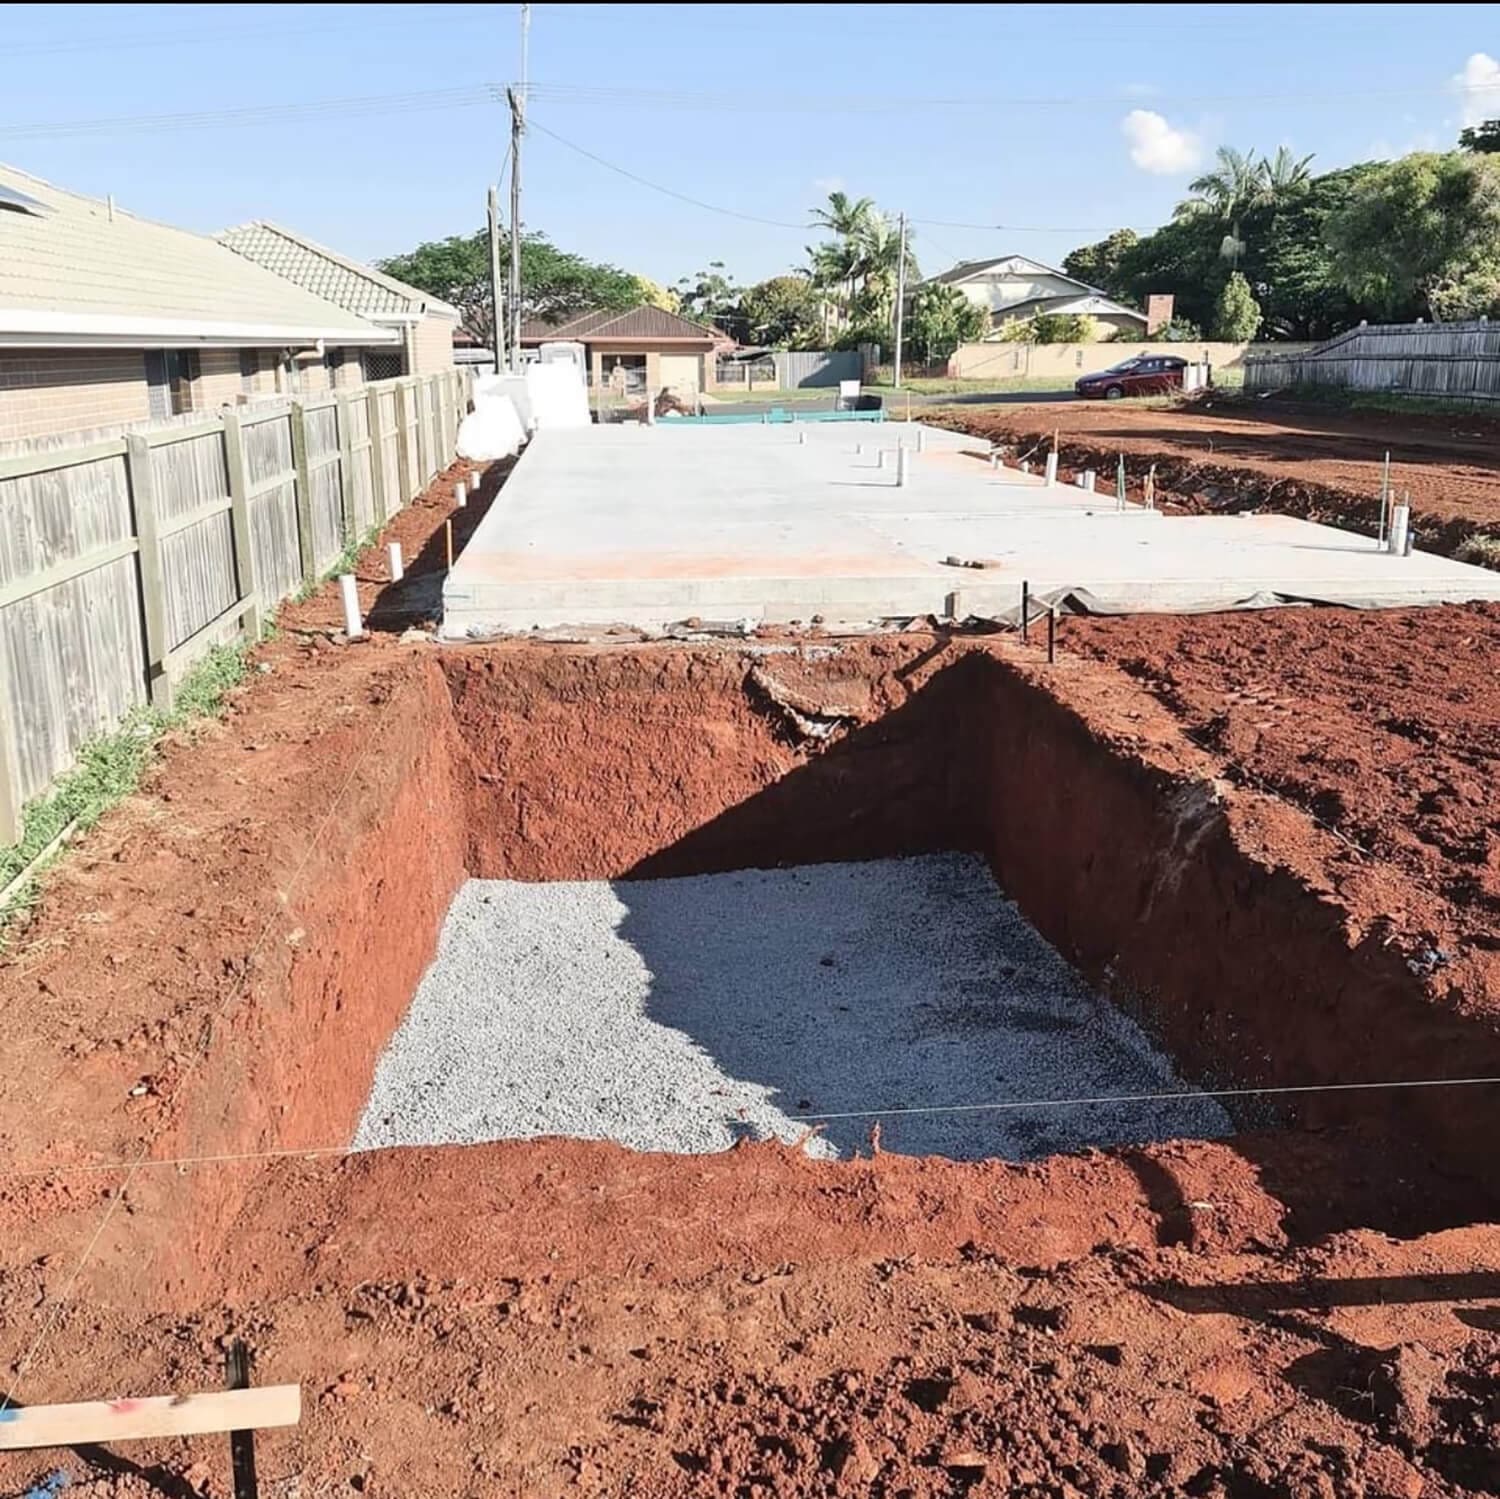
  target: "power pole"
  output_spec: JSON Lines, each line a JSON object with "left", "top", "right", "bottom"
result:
{"left": 487, "top": 184, "right": 506, "bottom": 374}
{"left": 506, "top": 4, "right": 530, "bottom": 370}
{"left": 893, "top": 211, "right": 908, "bottom": 391}
{"left": 507, "top": 86, "right": 523, "bottom": 370}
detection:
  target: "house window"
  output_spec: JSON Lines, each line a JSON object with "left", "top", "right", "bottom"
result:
{"left": 144, "top": 349, "right": 200, "bottom": 418}
{"left": 362, "top": 349, "right": 404, "bottom": 383}
{"left": 239, "top": 348, "right": 260, "bottom": 395}
{"left": 328, "top": 347, "right": 345, "bottom": 386}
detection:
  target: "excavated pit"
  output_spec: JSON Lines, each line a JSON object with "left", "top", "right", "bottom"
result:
{"left": 9, "top": 630, "right": 1497, "bottom": 1314}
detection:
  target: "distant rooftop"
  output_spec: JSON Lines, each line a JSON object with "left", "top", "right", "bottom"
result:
{"left": 218, "top": 220, "right": 459, "bottom": 322}
{"left": 519, "top": 305, "right": 721, "bottom": 344}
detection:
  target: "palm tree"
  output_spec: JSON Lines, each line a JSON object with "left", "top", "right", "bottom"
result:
{"left": 810, "top": 190, "right": 875, "bottom": 244}
{"left": 853, "top": 212, "right": 920, "bottom": 328}
{"left": 1180, "top": 146, "right": 1267, "bottom": 220}
{"left": 1176, "top": 146, "right": 1274, "bottom": 268}
{"left": 808, "top": 191, "right": 876, "bottom": 333}
{"left": 1263, "top": 146, "right": 1315, "bottom": 197}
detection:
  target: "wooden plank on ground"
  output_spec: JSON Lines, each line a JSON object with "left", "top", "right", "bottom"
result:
{"left": 0, "top": 1385, "right": 301, "bottom": 1450}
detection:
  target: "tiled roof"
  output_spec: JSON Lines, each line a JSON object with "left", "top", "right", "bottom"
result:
{"left": 0, "top": 162, "right": 393, "bottom": 345}
{"left": 218, "top": 221, "right": 459, "bottom": 320}
{"left": 930, "top": 255, "right": 1089, "bottom": 290}
{"left": 519, "top": 305, "right": 720, "bottom": 343}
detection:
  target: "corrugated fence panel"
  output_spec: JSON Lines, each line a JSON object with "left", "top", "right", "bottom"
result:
{"left": 774, "top": 350, "right": 862, "bottom": 388}
{"left": 1, "top": 555, "right": 145, "bottom": 803}
{"left": 150, "top": 433, "right": 237, "bottom": 649}
{"left": 1246, "top": 319, "right": 1500, "bottom": 401}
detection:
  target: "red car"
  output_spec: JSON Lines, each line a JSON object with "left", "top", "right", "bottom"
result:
{"left": 1074, "top": 354, "right": 1188, "bottom": 400}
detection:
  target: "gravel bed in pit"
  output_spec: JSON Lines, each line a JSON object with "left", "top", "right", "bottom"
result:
{"left": 354, "top": 853, "right": 1230, "bottom": 1160}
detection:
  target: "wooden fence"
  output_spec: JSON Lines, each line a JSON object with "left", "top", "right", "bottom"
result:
{"left": 1243, "top": 319, "right": 1500, "bottom": 401}
{"left": 0, "top": 369, "right": 468, "bottom": 845}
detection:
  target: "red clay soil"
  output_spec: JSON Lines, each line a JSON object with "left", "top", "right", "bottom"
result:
{"left": 2, "top": 462, "right": 1500, "bottom": 1494}
{"left": 928, "top": 397, "right": 1500, "bottom": 559}
{"left": 1064, "top": 603, "right": 1500, "bottom": 993}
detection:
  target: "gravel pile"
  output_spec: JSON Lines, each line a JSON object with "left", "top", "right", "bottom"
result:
{"left": 354, "top": 854, "right": 1231, "bottom": 1161}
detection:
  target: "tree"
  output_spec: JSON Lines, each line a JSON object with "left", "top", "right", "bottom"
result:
{"left": 1212, "top": 271, "right": 1263, "bottom": 340}
{"left": 904, "top": 283, "right": 987, "bottom": 363}
{"left": 739, "top": 275, "right": 821, "bottom": 348}
{"left": 633, "top": 276, "right": 679, "bottom": 311}
{"left": 997, "top": 312, "right": 1098, "bottom": 344}
{"left": 675, "top": 262, "right": 742, "bottom": 332}
{"left": 378, "top": 229, "right": 641, "bottom": 344}
{"left": 1062, "top": 229, "right": 1139, "bottom": 296}
{"left": 1460, "top": 120, "right": 1500, "bottom": 153}
{"left": 804, "top": 190, "right": 917, "bottom": 339}
{"left": 1325, "top": 151, "right": 1500, "bottom": 320}
{"left": 1179, "top": 146, "right": 1268, "bottom": 221}
{"left": 1262, "top": 146, "right": 1316, "bottom": 196}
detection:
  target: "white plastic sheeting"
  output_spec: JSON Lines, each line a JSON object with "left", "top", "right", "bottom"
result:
{"left": 456, "top": 385, "right": 525, "bottom": 461}
{"left": 525, "top": 360, "right": 591, "bottom": 429}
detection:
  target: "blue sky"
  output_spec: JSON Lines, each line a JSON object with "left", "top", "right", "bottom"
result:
{"left": 4, "top": 3, "right": 1498, "bottom": 290}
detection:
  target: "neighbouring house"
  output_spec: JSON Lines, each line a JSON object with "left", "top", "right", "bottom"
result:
{"left": 518, "top": 306, "right": 722, "bottom": 395}
{"left": 0, "top": 162, "right": 399, "bottom": 443}
{"left": 928, "top": 255, "right": 1148, "bottom": 339}
{"left": 218, "top": 220, "right": 460, "bottom": 382}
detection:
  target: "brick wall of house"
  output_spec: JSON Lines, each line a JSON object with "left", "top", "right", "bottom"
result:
{"left": 1, "top": 343, "right": 391, "bottom": 446}
{"left": 409, "top": 315, "right": 456, "bottom": 374}
{"left": 197, "top": 348, "right": 244, "bottom": 410}
{"left": 0, "top": 350, "right": 153, "bottom": 441}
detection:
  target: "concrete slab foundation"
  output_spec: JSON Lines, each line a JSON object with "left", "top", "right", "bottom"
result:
{"left": 441, "top": 422, "right": 1500, "bottom": 635}
{"left": 353, "top": 855, "right": 1232, "bottom": 1161}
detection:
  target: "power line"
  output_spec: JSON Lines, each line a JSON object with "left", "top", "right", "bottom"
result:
{"left": 0, "top": 85, "right": 497, "bottom": 141}
{"left": 3, "top": 7, "right": 488, "bottom": 59}
{"left": 521, "top": 76, "right": 1500, "bottom": 114}
{"left": 527, "top": 115, "right": 1152, "bottom": 239}
{"left": 526, "top": 114, "right": 814, "bottom": 230}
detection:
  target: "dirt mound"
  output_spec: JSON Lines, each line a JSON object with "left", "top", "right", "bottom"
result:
{"left": 929, "top": 398, "right": 1500, "bottom": 562}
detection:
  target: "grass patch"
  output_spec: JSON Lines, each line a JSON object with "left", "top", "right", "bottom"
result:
{"left": 1243, "top": 382, "right": 1500, "bottom": 419}
{"left": 292, "top": 524, "right": 384, "bottom": 603}
{"left": 867, "top": 373, "right": 1077, "bottom": 395}
{"left": 0, "top": 639, "right": 251, "bottom": 932}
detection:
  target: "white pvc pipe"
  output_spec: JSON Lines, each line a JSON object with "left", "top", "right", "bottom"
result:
{"left": 454, "top": 480, "right": 467, "bottom": 508}
{"left": 1044, "top": 452, "right": 1058, "bottom": 487}
{"left": 338, "top": 573, "right": 363, "bottom": 638}
{"left": 1389, "top": 502, "right": 1410, "bottom": 556}
{"left": 916, "top": 424, "right": 926, "bottom": 452}
{"left": 387, "top": 541, "right": 404, "bottom": 582}
{"left": 1082, "top": 470, "right": 1096, "bottom": 492}
{"left": 897, "top": 447, "right": 910, "bottom": 487}
{"left": 1021, "top": 460, "right": 1031, "bottom": 474}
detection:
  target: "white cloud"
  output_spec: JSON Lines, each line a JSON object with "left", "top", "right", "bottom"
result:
{"left": 1120, "top": 109, "right": 1205, "bottom": 174}
{"left": 1453, "top": 51, "right": 1500, "bottom": 127}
